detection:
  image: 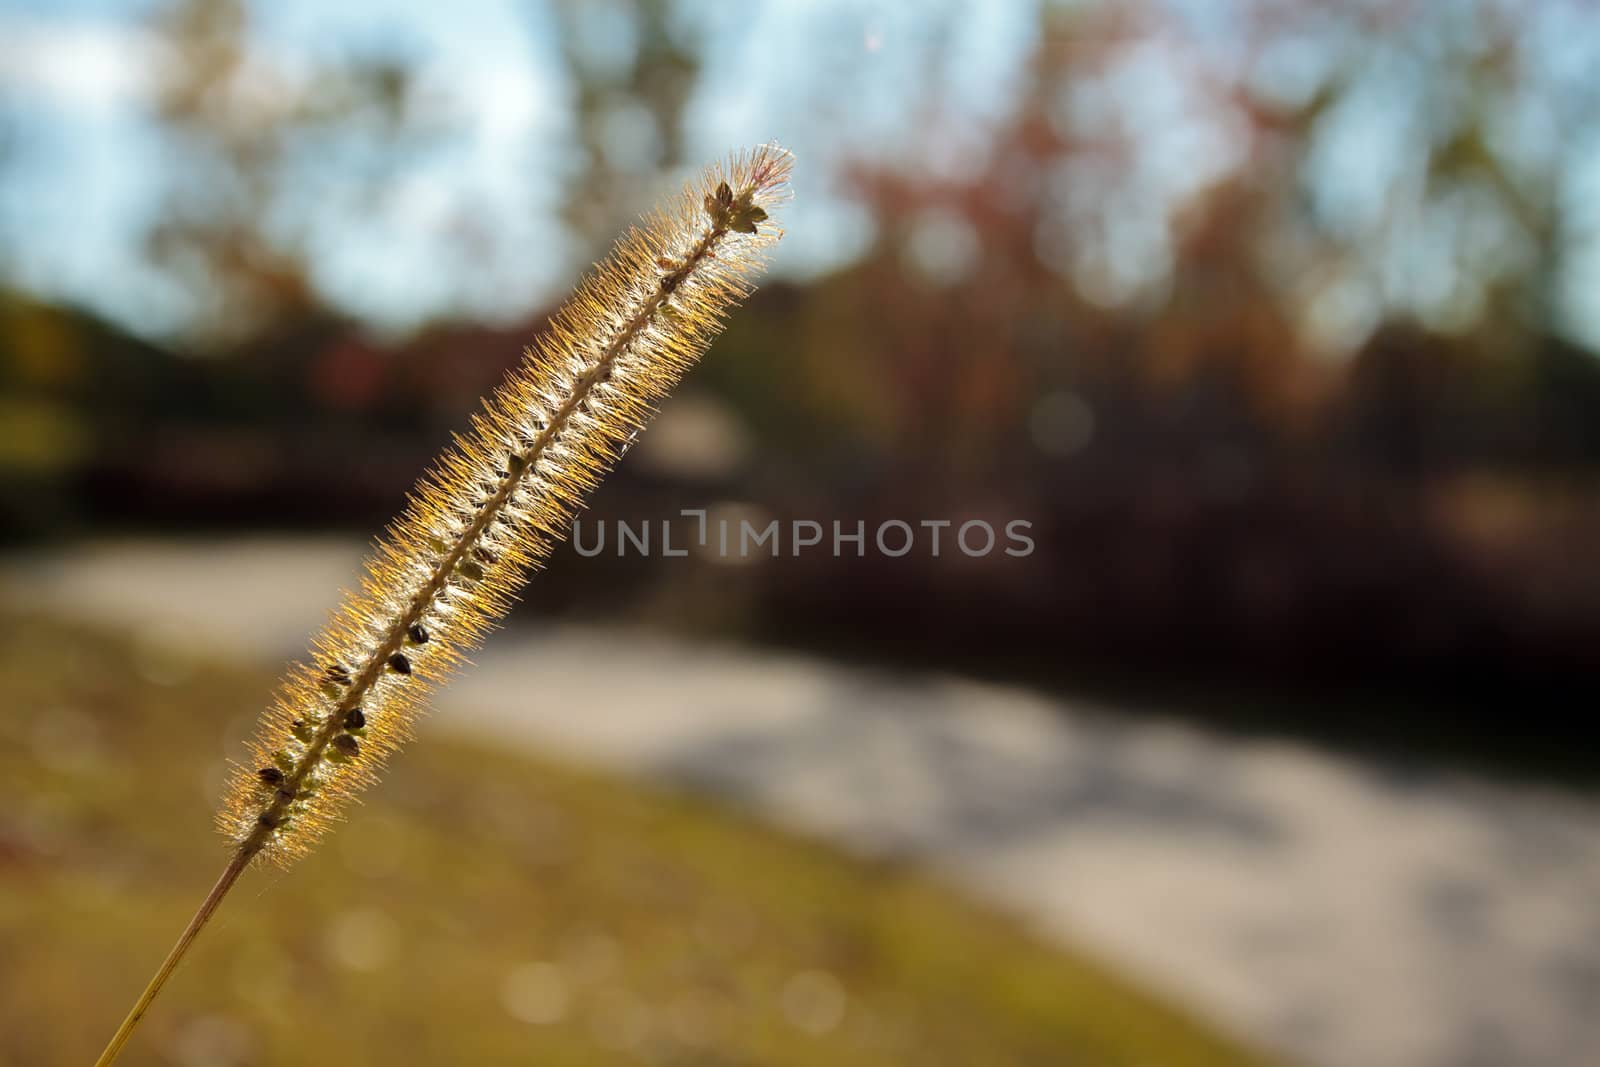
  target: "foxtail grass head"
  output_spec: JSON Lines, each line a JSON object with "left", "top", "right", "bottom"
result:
{"left": 217, "top": 144, "right": 793, "bottom": 865}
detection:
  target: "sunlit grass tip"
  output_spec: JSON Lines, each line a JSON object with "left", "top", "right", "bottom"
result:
{"left": 92, "top": 142, "right": 792, "bottom": 1067}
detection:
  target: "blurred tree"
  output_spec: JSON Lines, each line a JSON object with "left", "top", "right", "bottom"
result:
{"left": 553, "top": 0, "right": 700, "bottom": 244}
{"left": 143, "top": 0, "right": 421, "bottom": 344}
{"left": 701, "top": 0, "right": 1600, "bottom": 482}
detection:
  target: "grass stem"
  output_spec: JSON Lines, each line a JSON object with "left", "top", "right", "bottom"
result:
{"left": 91, "top": 843, "right": 259, "bottom": 1067}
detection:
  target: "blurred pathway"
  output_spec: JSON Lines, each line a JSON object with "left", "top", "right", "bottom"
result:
{"left": 6, "top": 537, "right": 1600, "bottom": 1067}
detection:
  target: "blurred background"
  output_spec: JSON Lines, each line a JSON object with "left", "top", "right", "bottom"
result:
{"left": 3, "top": 1, "right": 1600, "bottom": 1066}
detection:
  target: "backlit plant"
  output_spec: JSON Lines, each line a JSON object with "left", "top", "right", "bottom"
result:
{"left": 93, "top": 144, "right": 792, "bottom": 1067}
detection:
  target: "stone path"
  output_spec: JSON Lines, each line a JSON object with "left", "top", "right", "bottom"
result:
{"left": 6, "top": 537, "right": 1600, "bottom": 1067}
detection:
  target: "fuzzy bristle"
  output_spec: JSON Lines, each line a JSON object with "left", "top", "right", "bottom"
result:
{"left": 217, "top": 145, "right": 792, "bottom": 864}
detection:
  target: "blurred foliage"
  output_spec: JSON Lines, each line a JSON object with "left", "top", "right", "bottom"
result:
{"left": 143, "top": 0, "right": 426, "bottom": 342}
{"left": 555, "top": 0, "right": 699, "bottom": 238}
{"left": 0, "top": 614, "right": 1280, "bottom": 1067}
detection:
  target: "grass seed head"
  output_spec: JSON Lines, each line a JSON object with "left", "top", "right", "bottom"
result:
{"left": 217, "top": 145, "right": 793, "bottom": 865}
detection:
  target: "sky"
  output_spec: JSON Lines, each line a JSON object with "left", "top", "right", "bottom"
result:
{"left": 4, "top": 0, "right": 1600, "bottom": 354}
{"left": 0, "top": 0, "right": 1037, "bottom": 338}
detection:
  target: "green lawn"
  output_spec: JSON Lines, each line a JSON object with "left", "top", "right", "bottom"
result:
{"left": 0, "top": 613, "right": 1283, "bottom": 1067}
